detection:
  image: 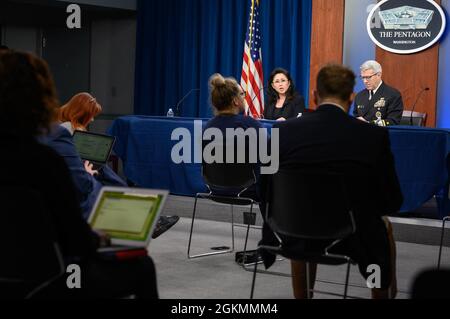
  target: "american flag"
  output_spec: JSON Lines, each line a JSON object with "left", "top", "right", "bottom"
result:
{"left": 241, "top": 0, "right": 264, "bottom": 118}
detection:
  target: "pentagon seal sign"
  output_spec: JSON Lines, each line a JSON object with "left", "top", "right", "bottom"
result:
{"left": 367, "top": 0, "right": 446, "bottom": 54}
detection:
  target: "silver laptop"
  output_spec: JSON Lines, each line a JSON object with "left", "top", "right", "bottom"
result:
{"left": 88, "top": 187, "right": 169, "bottom": 252}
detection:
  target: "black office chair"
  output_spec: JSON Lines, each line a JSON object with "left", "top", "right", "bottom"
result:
{"left": 0, "top": 187, "right": 65, "bottom": 299}
{"left": 250, "top": 169, "right": 356, "bottom": 299}
{"left": 437, "top": 216, "right": 450, "bottom": 269}
{"left": 400, "top": 111, "right": 427, "bottom": 126}
{"left": 187, "top": 162, "right": 258, "bottom": 259}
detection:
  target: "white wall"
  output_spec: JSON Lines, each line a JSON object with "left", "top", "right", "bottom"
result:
{"left": 90, "top": 18, "right": 136, "bottom": 133}
{"left": 2, "top": 25, "right": 39, "bottom": 54}
{"left": 343, "top": 0, "right": 376, "bottom": 93}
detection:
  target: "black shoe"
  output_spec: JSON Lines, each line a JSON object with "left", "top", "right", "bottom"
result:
{"left": 152, "top": 215, "right": 180, "bottom": 239}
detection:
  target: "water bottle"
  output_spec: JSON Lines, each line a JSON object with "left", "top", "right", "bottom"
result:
{"left": 167, "top": 108, "right": 174, "bottom": 117}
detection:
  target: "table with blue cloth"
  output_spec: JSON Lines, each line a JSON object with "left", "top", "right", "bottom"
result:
{"left": 108, "top": 116, "right": 450, "bottom": 219}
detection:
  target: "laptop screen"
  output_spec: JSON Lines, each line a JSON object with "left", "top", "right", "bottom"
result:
{"left": 89, "top": 188, "right": 166, "bottom": 245}
{"left": 73, "top": 130, "right": 115, "bottom": 164}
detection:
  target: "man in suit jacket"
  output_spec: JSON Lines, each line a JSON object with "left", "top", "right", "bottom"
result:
{"left": 353, "top": 60, "right": 403, "bottom": 126}
{"left": 265, "top": 64, "right": 403, "bottom": 299}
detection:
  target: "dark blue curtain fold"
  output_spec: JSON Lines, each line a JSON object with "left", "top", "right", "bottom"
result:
{"left": 135, "top": 0, "right": 312, "bottom": 117}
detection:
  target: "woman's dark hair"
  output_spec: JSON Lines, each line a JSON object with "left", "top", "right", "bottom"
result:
{"left": 209, "top": 73, "right": 240, "bottom": 112}
{"left": 0, "top": 51, "right": 59, "bottom": 136}
{"left": 266, "top": 68, "right": 297, "bottom": 106}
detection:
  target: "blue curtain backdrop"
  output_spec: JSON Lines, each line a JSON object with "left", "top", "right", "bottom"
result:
{"left": 134, "top": 0, "right": 312, "bottom": 118}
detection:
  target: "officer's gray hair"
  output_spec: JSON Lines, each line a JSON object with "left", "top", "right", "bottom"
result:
{"left": 360, "top": 60, "right": 382, "bottom": 74}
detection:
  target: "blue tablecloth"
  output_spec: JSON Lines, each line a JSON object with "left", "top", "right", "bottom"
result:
{"left": 108, "top": 116, "right": 450, "bottom": 218}
{"left": 387, "top": 126, "right": 450, "bottom": 218}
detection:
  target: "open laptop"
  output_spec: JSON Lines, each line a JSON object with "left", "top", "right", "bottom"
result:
{"left": 88, "top": 187, "right": 169, "bottom": 253}
{"left": 73, "top": 130, "right": 116, "bottom": 169}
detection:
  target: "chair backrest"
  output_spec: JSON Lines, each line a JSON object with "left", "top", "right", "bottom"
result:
{"left": 266, "top": 169, "right": 355, "bottom": 240}
{"left": 202, "top": 162, "right": 256, "bottom": 191}
{"left": 400, "top": 111, "right": 427, "bottom": 126}
{"left": 0, "top": 187, "right": 65, "bottom": 298}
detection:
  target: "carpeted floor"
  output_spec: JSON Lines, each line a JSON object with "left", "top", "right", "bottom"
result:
{"left": 149, "top": 196, "right": 450, "bottom": 299}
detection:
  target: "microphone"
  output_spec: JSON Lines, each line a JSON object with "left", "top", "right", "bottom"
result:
{"left": 251, "top": 86, "right": 267, "bottom": 103}
{"left": 174, "top": 88, "right": 200, "bottom": 117}
{"left": 409, "top": 87, "right": 429, "bottom": 125}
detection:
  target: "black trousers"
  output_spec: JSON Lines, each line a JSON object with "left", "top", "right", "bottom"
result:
{"left": 260, "top": 210, "right": 393, "bottom": 290}
{"left": 20, "top": 256, "right": 158, "bottom": 299}
{"left": 79, "top": 256, "right": 159, "bottom": 299}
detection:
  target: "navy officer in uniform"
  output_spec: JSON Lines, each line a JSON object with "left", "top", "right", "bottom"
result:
{"left": 353, "top": 60, "right": 403, "bottom": 126}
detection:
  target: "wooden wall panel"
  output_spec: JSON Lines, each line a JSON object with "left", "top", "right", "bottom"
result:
{"left": 376, "top": 47, "right": 439, "bottom": 128}
{"left": 375, "top": 1, "right": 440, "bottom": 127}
{"left": 309, "top": 0, "right": 345, "bottom": 108}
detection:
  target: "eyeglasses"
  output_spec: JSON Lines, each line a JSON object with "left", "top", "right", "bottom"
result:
{"left": 360, "top": 73, "right": 379, "bottom": 81}
{"left": 273, "top": 79, "right": 288, "bottom": 84}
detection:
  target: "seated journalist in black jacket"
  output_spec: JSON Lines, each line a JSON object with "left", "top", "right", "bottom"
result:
{"left": 260, "top": 64, "right": 403, "bottom": 299}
